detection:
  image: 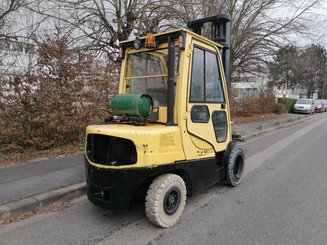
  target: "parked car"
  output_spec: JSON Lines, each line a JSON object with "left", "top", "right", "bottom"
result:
{"left": 316, "top": 99, "right": 327, "bottom": 112}
{"left": 293, "top": 99, "right": 315, "bottom": 114}
{"left": 314, "top": 100, "right": 326, "bottom": 113}
{"left": 314, "top": 100, "right": 325, "bottom": 113}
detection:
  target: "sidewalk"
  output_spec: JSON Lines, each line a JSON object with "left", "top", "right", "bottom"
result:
{"left": 0, "top": 153, "right": 86, "bottom": 219}
{"left": 232, "top": 113, "right": 310, "bottom": 141}
{"left": 0, "top": 113, "right": 319, "bottom": 220}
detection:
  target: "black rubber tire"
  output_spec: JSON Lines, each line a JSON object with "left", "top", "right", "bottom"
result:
{"left": 145, "top": 173, "right": 186, "bottom": 228}
{"left": 226, "top": 145, "right": 245, "bottom": 187}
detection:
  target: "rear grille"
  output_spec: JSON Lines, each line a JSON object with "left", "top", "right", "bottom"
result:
{"left": 86, "top": 134, "right": 137, "bottom": 166}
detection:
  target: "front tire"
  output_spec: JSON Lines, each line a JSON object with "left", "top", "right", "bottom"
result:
{"left": 226, "top": 145, "right": 245, "bottom": 187}
{"left": 145, "top": 174, "right": 186, "bottom": 228}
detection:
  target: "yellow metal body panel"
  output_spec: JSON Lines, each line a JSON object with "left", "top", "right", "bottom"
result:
{"left": 86, "top": 124, "right": 185, "bottom": 169}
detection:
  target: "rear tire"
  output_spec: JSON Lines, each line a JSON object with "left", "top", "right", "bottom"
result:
{"left": 145, "top": 174, "right": 186, "bottom": 228}
{"left": 226, "top": 145, "right": 245, "bottom": 187}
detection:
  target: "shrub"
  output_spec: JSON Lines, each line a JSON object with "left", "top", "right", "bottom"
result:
{"left": 230, "top": 87, "right": 276, "bottom": 117}
{"left": 277, "top": 98, "right": 297, "bottom": 113}
{"left": 258, "top": 89, "right": 276, "bottom": 113}
{"left": 0, "top": 33, "right": 119, "bottom": 154}
{"left": 274, "top": 103, "right": 286, "bottom": 115}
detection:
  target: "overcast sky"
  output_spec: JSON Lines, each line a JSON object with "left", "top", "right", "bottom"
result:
{"left": 311, "top": 1, "right": 327, "bottom": 46}
{"left": 268, "top": 0, "right": 327, "bottom": 47}
{"left": 295, "top": 0, "right": 327, "bottom": 46}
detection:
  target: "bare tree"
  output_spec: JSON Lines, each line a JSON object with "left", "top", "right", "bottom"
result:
{"left": 27, "top": 0, "right": 322, "bottom": 74}
{"left": 158, "top": 0, "right": 321, "bottom": 81}
{"left": 0, "top": 1, "right": 28, "bottom": 78}
{"left": 268, "top": 45, "right": 302, "bottom": 88}
{"left": 0, "top": 0, "right": 30, "bottom": 41}
{"left": 31, "top": 0, "right": 169, "bottom": 60}
{"left": 228, "top": 0, "right": 321, "bottom": 77}
{"left": 300, "top": 44, "right": 327, "bottom": 98}
{"left": 269, "top": 44, "right": 327, "bottom": 98}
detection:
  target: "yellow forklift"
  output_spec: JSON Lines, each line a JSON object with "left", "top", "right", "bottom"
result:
{"left": 84, "top": 14, "right": 245, "bottom": 228}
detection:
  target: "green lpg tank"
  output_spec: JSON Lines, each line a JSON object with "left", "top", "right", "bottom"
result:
{"left": 108, "top": 93, "right": 153, "bottom": 118}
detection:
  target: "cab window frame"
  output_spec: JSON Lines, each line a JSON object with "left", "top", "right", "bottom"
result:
{"left": 189, "top": 45, "right": 225, "bottom": 104}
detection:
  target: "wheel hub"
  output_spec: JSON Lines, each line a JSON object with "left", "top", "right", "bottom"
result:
{"left": 164, "top": 187, "right": 181, "bottom": 215}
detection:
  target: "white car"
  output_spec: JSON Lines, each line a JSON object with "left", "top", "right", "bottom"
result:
{"left": 293, "top": 99, "right": 315, "bottom": 114}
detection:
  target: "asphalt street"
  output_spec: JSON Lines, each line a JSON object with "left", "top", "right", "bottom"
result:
{"left": 1, "top": 115, "right": 327, "bottom": 245}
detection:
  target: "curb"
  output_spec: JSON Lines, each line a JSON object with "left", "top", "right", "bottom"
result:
{"left": 0, "top": 182, "right": 86, "bottom": 220}
{"left": 239, "top": 114, "right": 321, "bottom": 142}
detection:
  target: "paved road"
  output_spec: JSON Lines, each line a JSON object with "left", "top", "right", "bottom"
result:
{"left": 1, "top": 115, "right": 327, "bottom": 245}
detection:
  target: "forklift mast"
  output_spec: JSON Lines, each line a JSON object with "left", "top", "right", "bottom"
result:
{"left": 187, "top": 14, "right": 231, "bottom": 85}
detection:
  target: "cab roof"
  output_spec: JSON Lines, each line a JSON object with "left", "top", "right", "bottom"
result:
{"left": 119, "top": 28, "right": 223, "bottom": 49}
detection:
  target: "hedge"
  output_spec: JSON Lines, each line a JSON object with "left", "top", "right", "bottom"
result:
{"left": 277, "top": 98, "right": 297, "bottom": 113}
{"left": 274, "top": 103, "right": 286, "bottom": 114}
